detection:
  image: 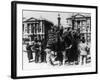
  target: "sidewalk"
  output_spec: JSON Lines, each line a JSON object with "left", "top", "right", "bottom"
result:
{"left": 23, "top": 52, "right": 91, "bottom": 70}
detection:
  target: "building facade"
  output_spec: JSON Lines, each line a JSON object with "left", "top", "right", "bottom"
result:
{"left": 66, "top": 14, "right": 91, "bottom": 43}
{"left": 23, "top": 17, "right": 54, "bottom": 44}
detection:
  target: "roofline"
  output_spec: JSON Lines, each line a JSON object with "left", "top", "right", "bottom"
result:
{"left": 23, "top": 17, "right": 54, "bottom": 25}
{"left": 66, "top": 16, "right": 91, "bottom": 20}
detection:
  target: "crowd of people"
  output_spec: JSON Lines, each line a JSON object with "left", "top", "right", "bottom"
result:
{"left": 24, "top": 27, "right": 91, "bottom": 66}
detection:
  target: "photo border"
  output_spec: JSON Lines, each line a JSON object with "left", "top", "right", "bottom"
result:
{"left": 11, "top": 1, "right": 98, "bottom": 79}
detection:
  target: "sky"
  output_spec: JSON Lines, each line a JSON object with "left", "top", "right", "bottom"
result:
{"left": 23, "top": 10, "right": 90, "bottom": 27}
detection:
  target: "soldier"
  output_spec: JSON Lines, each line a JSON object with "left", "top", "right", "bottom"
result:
{"left": 34, "top": 40, "right": 40, "bottom": 63}
{"left": 41, "top": 39, "right": 46, "bottom": 63}
{"left": 26, "top": 43, "right": 33, "bottom": 63}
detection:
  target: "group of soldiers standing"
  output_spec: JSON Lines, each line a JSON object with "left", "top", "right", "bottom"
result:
{"left": 25, "top": 27, "right": 91, "bottom": 66}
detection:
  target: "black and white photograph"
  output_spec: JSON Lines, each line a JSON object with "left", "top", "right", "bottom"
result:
{"left": 22, "top": 11, "right": 91, "bottom": 69}
{"left": 11, "top": 1, "right": 97, "bottom": 79}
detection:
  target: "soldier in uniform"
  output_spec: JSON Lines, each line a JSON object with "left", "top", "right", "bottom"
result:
{"left": 26, "top": 43, "right": 33, "bottom": 63}
{"left": 34, "top": 40, "right": 40, "bottom": 63}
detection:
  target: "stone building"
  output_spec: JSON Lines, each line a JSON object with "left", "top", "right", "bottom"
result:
{"left": 66, "top": 14, "right": 91, "bottom": 43}
{"left": 23, "top": 17, "right": 54, "bottom": 44}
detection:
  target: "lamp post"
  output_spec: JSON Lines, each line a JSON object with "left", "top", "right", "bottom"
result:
{"left": 58, "top": 14, "right": 61, "bottom": 30}
{"left": 72, "top": 16, "right": 75, "bottom": 30}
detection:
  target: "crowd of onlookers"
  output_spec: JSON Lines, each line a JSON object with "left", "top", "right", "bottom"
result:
{"left": 24, "top": 27, "right": 91, "bottom": 66}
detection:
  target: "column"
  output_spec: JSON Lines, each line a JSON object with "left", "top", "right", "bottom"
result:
{"left": 23, "top": 23, "right": 26, "bottom": 34}
{"left": 27, "top": 24, "right": 29, "bottom": 33}
{"left": 40, "top": 21, "right": 42, "bottom": 34}
{"left": 31, "top": 24, "right": 32, "bottom": 34}
{"left": 29, "top": 24, "right": 31, "bottom": 34}
{"left": 33, "top": 23, "right": 35, "bottom": 34}
{"left": 35, "top": 23, "right": 36, "bottom": 34}
{"left": 23, "top": 24, "right": 24, "bottom": 33}
{"left": 86, "top": 18, "right": 88, "bottom": 44}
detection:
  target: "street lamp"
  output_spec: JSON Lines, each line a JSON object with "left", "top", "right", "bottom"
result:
{"left": 58, "top": 14, "right": 61, "bottom": 30}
